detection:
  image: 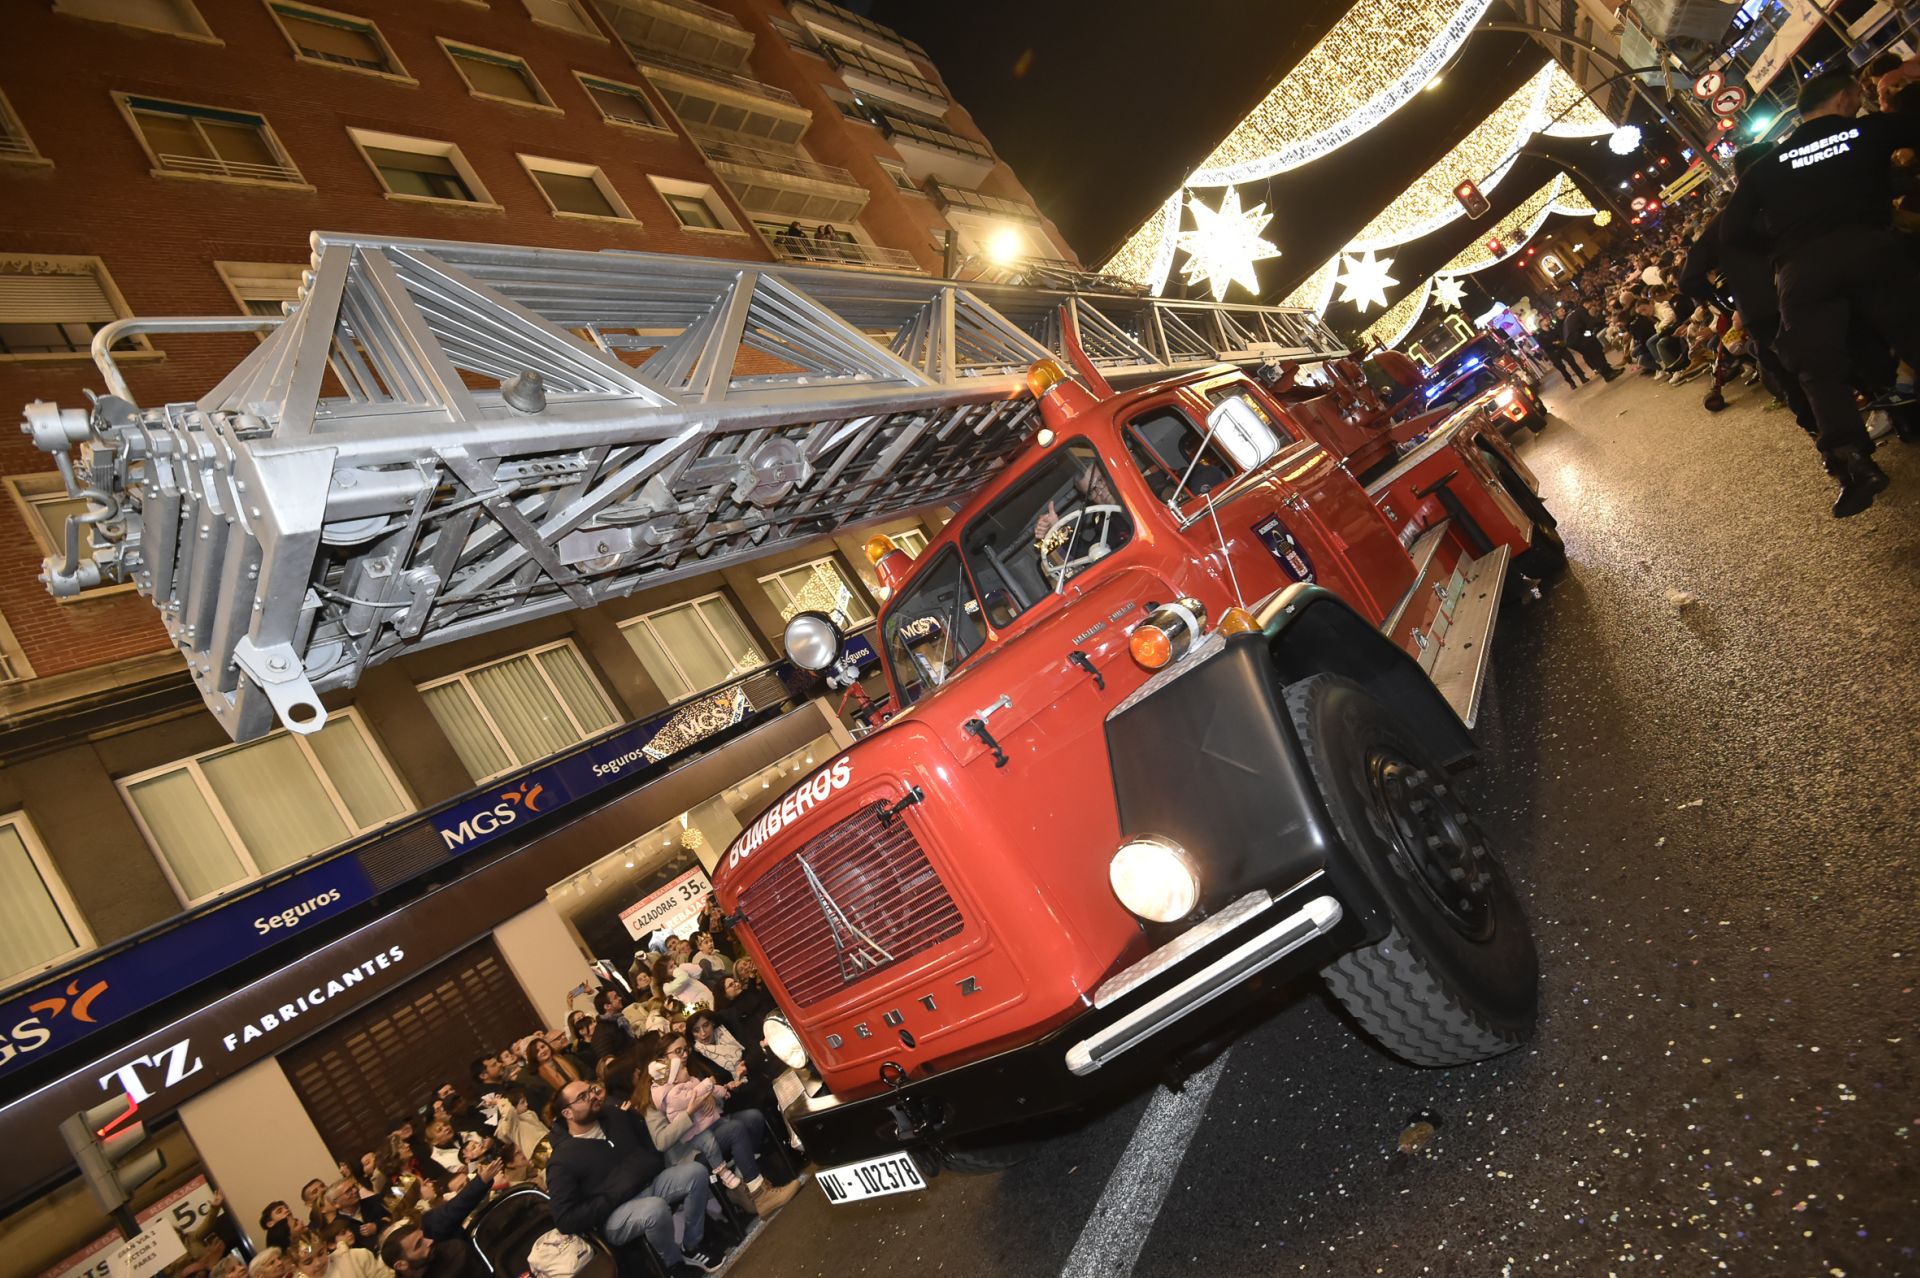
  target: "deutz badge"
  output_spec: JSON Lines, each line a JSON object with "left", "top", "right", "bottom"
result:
{"left": 1252, "top": 514, "right": 1314, "bottom": 583}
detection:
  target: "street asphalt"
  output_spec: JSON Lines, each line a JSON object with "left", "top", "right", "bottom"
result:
{"left": 723, "top": 366, "right": 1919, "bottom": 1278}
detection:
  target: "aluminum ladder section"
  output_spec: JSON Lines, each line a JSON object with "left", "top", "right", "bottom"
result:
{"left": 22, "top": 231, "right": 1348, "bottom": 743}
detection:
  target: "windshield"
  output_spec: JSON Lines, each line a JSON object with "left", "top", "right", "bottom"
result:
{"left": 959, "top": 440, "right": 1133, "bottom": 629}
{"left": 881, "top": 546, "right": 986, "bottom": 708}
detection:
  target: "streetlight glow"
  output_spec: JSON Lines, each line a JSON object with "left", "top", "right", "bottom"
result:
{"left": 986, "top": 226, "right": 1025, "bottom": 266}
{"left": 1608, "top": 125, "right": 1642, "bottom": 156}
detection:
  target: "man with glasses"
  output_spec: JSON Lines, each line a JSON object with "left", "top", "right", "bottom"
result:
{"left": 545, "top": 1080, "right": 723, "bottom": 1275}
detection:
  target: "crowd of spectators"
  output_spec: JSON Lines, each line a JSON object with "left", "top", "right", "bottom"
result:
{"left": 250, "top": 898, "right": 800, "bottom": 1278}
{"left": 1533, "top": 56, "right": 1918, "bottom": 518}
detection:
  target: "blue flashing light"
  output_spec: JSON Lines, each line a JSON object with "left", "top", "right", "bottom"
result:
{"left": 1462, "top": 356, "right": 1482, "bottom": 370}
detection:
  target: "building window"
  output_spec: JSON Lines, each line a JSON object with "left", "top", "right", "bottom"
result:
{"left": 116, "top": 95, "right": 305, "bottom": 185}
{"left": 0, "top": 608, "right": 31, "bottom": 682}
{"left": 577, "top": 73, "right": 660, "bottom": 129}
{"left": 0, "top": 812, "right": 94, "bottom": 986}
{"left": 759, "top": 556, "right": 873, "bottom": 627}
{"left": 348, "top": 128, "right": 496, "bottom": 206}
{"left": 877, "top": 159, "right": 917, "bottom": 194}
{"left": 267, "top": 2, "right": 409, "bottom": 78}
{"left": 0, "top": 90, "right": 46, "bottom": 164}
{"left": 0, "top": 254, "right": 146, "bottom": 361}
{"left": 5, "top": 473, "right": 131, "bottom": 599}
{"left": 523, "top": 0, "right": 601, "bottom": 38}
{"left": 619, "top": 593, "right": 765, "bottom": 704}
{"left": 419, "top": 640, "right": 619, "bottom": 782}
{"left": 53, "top": 0, "right": 215, "bottom": 40}
{"left": 649, "top": 177, "right": 738, "bottom": 233}
{"left": 119, "top": 711, "right": 412, "bottom": 906}
{"left": 441, "top": 40, "right": 556, "bottom": 108}
{"left": 519, "top": 155, "right": 635, "bottom": 221}
{"left": 214, "top": 261, "right": 305, "bottom": 316}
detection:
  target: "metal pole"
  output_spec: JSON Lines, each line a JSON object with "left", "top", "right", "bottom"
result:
{"left": 1477, "top": 21, "right": 1733, "bottom": 183}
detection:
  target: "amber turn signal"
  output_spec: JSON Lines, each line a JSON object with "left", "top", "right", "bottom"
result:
{"left": 1128, "top": 624, "right": 1173, "bottom": 670}
{"left": 1216, "top": 607, "right": 1258, "bottom": 636}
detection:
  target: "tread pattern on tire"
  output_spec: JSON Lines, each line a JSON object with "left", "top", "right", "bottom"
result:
{"left": 1321, "top": 928, "right": 1521, "bottom": 1067}
{"left": 1284, "top": 674, "right": 1531, "bottom": 1068}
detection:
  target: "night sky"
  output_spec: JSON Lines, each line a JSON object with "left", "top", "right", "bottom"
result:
{"left": 868, "top": 0, "right": 1561, "bottom": 280}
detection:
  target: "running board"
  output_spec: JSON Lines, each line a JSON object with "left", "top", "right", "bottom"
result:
{"left": 1425, "top": 542, "right": 1509, "bottom": 729}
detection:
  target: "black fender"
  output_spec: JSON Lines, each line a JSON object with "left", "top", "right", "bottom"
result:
{"left": 1259, "top": 585, "right": 1476, "bottom": 771}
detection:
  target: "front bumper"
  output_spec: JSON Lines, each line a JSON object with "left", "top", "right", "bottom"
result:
{"left": 784, "top": 871, "right": 1357, "bottom": 1167}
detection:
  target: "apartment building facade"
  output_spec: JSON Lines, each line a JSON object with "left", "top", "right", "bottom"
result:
{"left": 0, "top": 0, "right": 1078, "bottom": 1268}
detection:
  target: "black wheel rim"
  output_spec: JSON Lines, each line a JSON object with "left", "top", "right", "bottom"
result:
{"left": 1367, "top": 752, "right": 1496, "bottom": 940}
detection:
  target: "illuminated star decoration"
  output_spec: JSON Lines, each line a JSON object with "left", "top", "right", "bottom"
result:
{"left": 1335, "top": 250, "right": 1399, "bottom": 313}
{"left": 1434, "top": 275, "right": 1467, "bottom": 311}
{"left": 1175, "top": 188, "right": 1282, "bottom": 301}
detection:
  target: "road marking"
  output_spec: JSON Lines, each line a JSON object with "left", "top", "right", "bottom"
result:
{"left": 1057, "top": 1050, "right": 1230, "bottom": 1278}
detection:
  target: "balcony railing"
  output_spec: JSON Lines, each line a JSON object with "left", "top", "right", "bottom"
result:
{"left": 924, "top": 177, "right": 1041, "bottom": 223}
{"left": 157, "top": 152, "right": 304, "bottom": 183}
{"left": 793, "top": 0, "right": 926, "bottom": 57}
{"left": 648, "top": 0, "right": 744, "bottom": 30}
{"left": 695, "top": 135, "right": 860, "bottom": 188}
{"left": 629, "top": 43, "right": 802, "bottom": 106}
{"left": 764, "top": 233, "right": 921, "bottom": 273}
{"left": 871, "top": 107, "right": 990, "bottom": 161}
{"left": 819, "top": 40, "right": 944, "bottom": 102}
{"left": 0, "top": 133, "right": 36, "bottom": 158}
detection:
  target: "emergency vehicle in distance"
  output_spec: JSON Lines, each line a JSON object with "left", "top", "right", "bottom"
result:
{"left": 716, "top": 344, "right": 1560, "bottom": 1199}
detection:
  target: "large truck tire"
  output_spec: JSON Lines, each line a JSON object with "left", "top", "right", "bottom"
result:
{"left": 1284, "top": 675, "right": 1537, "bottom": 1067}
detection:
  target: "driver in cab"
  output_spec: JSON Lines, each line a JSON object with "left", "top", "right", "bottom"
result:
{"left": 1033, "top": 463, "right": 1118, "bottom": 543}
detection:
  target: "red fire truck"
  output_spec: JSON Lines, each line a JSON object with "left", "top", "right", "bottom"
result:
{"left": 717, "top": 351, "right": 1556, "bottom": 1199}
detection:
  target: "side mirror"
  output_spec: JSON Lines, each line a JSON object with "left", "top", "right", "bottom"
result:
{"left": 1204, "top": 396, "right": 1282, "bottom": 470}
{"left": 783, "top": 610, "right": 845, "bottom": 673}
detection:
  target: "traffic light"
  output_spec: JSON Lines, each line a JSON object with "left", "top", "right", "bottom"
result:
{"left": 1454, "top": 179, "right": 1491, "bottom": 219}
{"left": 60, "top": 1094, "right": 165, "bottom": 1226}
{"left": 1486, "top": 237, "right": 1507, "bottom": 258}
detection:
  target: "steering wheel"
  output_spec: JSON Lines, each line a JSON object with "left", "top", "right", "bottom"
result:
{"left": 1037, "top": 504, "right": 1124, "bottom": 592}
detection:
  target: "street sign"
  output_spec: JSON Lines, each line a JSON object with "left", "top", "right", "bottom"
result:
{"left": 105, "top": 1218, "right": 184, "bottom": 1278}
{"left": 1631, "top": 196, "right": 1648, "bottom": 211}
{"left": 1693, "top": 70, "right": 1725, "bottom": 99}
{"left": 1711, "top": 86, "right": 1747, "bottom": 116}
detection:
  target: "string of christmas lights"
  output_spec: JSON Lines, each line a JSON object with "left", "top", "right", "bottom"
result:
{"left": 1189, "top": 0, "right": 1499, "bottom": 187}
{"left": 1362, "top": 275, "right": 1435, "bottom": 349}
{"left": 1346, "top": 63, "right": 1606, "bottom": 252}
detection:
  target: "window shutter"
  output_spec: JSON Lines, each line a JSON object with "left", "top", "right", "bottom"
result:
{"left": 282, "top": 941, "right": 539, "bottom": 1162}
{"left": 0, "top": 269, "right": 118, "bottom": 324}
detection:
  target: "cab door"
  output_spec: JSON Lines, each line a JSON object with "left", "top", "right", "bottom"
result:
{"left": 1113, "top": 384, "right": 1372, "bottom": 617}
{"left": 1198, "top": 378, "right": 1415, "bottom": 625}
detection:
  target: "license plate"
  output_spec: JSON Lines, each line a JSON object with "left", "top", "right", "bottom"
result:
{"left": 816, "top": 1151, "right": 928, "bottom": 1205}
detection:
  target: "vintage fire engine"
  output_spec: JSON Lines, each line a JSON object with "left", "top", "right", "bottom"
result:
{"left": 21, "top": 233, "right": 1556, "bottom": 1201}
{"left": 718, "top": 352, "right": 1558, "bottom": 1196}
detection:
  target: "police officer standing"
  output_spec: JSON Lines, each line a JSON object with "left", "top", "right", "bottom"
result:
{"left": 1722, "top": 69, "right": 1920, "bottom": 517}
{"left": 1560, "top": 298, "right": 1620, "bottom": 381}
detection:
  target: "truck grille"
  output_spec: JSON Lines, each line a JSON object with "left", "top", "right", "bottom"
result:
{"left": 738, "top": 807, "right": 965, "bottom": 1008}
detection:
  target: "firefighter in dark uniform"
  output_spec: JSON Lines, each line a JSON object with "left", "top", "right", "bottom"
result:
{"left": 1722, "top": 69, "right": 1920, "bottom": 517}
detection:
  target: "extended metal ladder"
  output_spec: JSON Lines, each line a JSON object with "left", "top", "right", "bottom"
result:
{"left": 22, "top": 232, "right": 1347, "bottom": 742}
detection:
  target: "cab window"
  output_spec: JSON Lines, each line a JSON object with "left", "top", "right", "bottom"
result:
{"left": 1122, "top": 404, "right": 1240, "bottom": 507}
{"left": 882, "top": 547, "right": 986, "bottom": 708}
{"left": 960, "top": 440, "right": 1132, "bottom": 621}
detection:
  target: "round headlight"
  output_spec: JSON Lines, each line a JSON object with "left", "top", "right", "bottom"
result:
{"left": 783, "top": 611, "right": 843, "bottom": 673}
{"left": 1108, "top": 837, "right": 1201, "bottom": 922}
{"left": 762, "top": 1014, "right": 809, "bottom": 1070}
